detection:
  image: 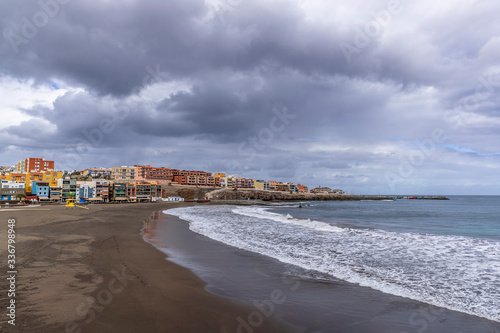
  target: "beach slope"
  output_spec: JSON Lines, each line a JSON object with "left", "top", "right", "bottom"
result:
{"left": 0, "top": 203, "right": 291, "bottom": 333}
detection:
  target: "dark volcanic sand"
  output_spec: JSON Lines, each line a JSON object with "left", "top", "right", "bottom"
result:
{"left": 144, "top": 209, "right": 500, "bottom": 333}
{"left": 0, "top": 203, "right": 293, "bottom": 333}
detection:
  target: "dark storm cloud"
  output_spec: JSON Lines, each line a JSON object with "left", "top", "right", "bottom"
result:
{"left": 2, "top": 0, "right": 500, "bottom": 194}
{"left": 312, "top": 160, "right": 352, "bottom": 170}
{"left": 0, "top": 0, "right": 418, "bottom": 96}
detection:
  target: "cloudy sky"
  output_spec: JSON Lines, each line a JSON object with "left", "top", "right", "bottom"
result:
{"left": 1, "top": 0, "right": 499, "bottom": 195}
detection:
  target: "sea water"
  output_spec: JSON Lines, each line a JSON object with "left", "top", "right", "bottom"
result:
{"left": 165, "top": 196, "right": 500, "bottom": 323}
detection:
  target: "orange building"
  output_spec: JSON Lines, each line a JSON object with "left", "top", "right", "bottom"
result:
{"left": 172, "top": 170, "right": 215, "bottom": 186}
{"left": 267, "top": 181, "right": 283, "bottom": 191}
{"left": 233, "top": 177, "right": 254, "bottom": 189}
{"left": 126, "top": 181, "right": 163, "bottom": 201}
{"left": 275, "top": 183, "right": 298, "bottom": 193}
{"left": 17, "top": 158, "right": 54, "bottom": 173}
{"left": 297, "top": 184, "right": 309, "bottom": 193}
{"left": 135, "top": 165, "right": 174, "bottom": 182}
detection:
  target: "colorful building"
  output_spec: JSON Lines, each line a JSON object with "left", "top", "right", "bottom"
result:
{"left": 233, "top": 177, "right": 255, "bottom": 189}
{"left": 25, "top": 172, "right": 44, "bottom": 194}
{"left": 296, "top": 184, "right": 309, "bottom": 193}
{"left": 32, "top": 181, "right": 50, "bottom": 198}
{"left": 2, "top": 170, "right": 61, "bottom": 194}
{"left": 83, "top": 168, "right": 112, "bottom": 178}
{"left": 42, "top": 171, "right": 63, "bottom": 187}
{"left": 267, "top": 181, "right": 283, "bottom": 191}
{"left": 276, "top": 183, "right": 298, "bottom": 193}
{"left": 126, "top": 181, "right": 163, "bottom": 202}
{"left": 254, "top": 180, "right": 270, "bottom": 191}
{"left": 213, "top": 173, "right": 226, "bottom": 187}
{"left": 135, "top": 165, "right": 174, "bottom": 182}
{"left": 0, "top": 180, "right": 25, "bottom": 201}
{"left": 76, "top": 182, "right": 95, "bottom": 202}
{"left": 17, "top": 158, "right": 55, "bottom": 173}
{"left": 172, "top": 170, "right": 214, "bottom": 187}
{"left": 220, "top": 175, "right": 234, "bottom": 188}
{"left": 111, "top": 166, "right": 136, "bottom": 182}
{"left": 5, "top": 173, "right": 26, "bottom": 183}
{"left": 49, "top": 187, "right": 62, "bottom": 201}
{"left": 111, "top": 182, "right": 128, "bottom": 201}
{"left": 62, "top": 179, "right": 77, "bottom": 201}
{"left": 93, "top": 180, "right": 110, "bottom": 202}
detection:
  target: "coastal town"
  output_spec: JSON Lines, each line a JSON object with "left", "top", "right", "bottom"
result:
{"left": 0, "top": 157, "right": 345, "bottom": 203}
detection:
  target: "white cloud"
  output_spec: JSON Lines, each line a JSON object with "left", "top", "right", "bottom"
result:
{"left": 0, "top": 76, "right": 68, "bottom": 129}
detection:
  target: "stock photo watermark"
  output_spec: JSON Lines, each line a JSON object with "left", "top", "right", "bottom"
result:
{"left": 6, "top": 218, "right": 17, "bottom": 326}
{"left": 62, "top": 64, "right": 169, "bottom": 170}
{"left": 385, "top": 70, "right": 500, "bottom": 192}
{"left": 236, "top": 273, "right": 301, "bottom": 333}
{"left": 399, "top": 305, "right": 446, "bottom": 333}
{"left": 339, "top": 0, "right": 407, "bottom": 63}
{"left": 226, "top": 105, "right": 296, "bottom": 173}
{"left": 3, "top": 0, "right": 72, "bottom": 54}
{"left": 211, "top": 0, "right": 245, "bottom": 20}
{"left": 384, "top": 129, "right": 448, "bottom": 192}
{"left": 65, "top": 266, "right": 135, "bottom": 333}
{"left": 444, "top": 71, "right": 500, "bottom": 129}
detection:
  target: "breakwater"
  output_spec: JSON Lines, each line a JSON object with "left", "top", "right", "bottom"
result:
{"left": 206, "top": 189, "right": 449, "bottom": 202}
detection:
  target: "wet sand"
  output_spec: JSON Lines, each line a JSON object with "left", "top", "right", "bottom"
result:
{"left": 147, "top": 209, "right": 500, "bottom": 333}
{"left": 0, "top": 203, "right": 292, "bottom": 332}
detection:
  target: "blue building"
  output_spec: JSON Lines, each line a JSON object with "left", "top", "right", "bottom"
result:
{"left": 77, "top": 183, "right": 95, "bottom": 202}
{"left": 32, "top": 181, "right": 50, "bottom": 198}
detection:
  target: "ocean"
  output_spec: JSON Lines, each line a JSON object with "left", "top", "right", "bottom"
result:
{"left": 147, "top": 196, "right": 500, "bottom": 332}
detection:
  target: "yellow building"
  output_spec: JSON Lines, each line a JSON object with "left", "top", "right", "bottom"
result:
{"left": 225, "top": 176, "right": 234, "bottom": 188}
{"left": 111, "top": 166, "right": 136, "bottom": 182}
{"left": 25, "top": 172, "right": 44, "bottom": 193}
{"left": 43, "top": 171, "right": 63, "bottom": 187}
{"left": 254, "top": 180, "right": 270, "bottom": 191}
{"left": 5, "top": 173, "right": 26, "bottom": 182}
{"left": 16, "top": 160, "right": 25, "bottom": 173}
{"left": 214, "top": 173, "right": 226, "bottom": 179}
{"left": 4, "top": 171, "right": 62, "bottom": 194}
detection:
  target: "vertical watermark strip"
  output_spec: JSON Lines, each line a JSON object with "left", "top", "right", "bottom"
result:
{"left": 6, "top": 218, "right": 17, "bottom": 326}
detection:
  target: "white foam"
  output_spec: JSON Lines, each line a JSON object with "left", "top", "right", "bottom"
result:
{"left": 164, "top": 206, "right": 500, "bottom": 323}
{"left": 232, "top": 206, "right": 345, "bottom": 233}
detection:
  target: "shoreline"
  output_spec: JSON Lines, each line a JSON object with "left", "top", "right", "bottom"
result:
{"left": 154, "top": 204, "right": 500, "bottom": 333}
{"left": 0, "top": 202, "right": 293, "bottom": 332}
{"left": 2, "top": 201, "right": 498, "bottom": 332}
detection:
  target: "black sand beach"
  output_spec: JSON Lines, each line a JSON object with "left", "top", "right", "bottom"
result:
{"left": 148, "top": 208, "right": 500, "bottom": 333}
{"left": 1, "top": 202, "right": 499, "bottom": 333}
{"left": 0, "top": 203, "right": 292, "bottom": 332}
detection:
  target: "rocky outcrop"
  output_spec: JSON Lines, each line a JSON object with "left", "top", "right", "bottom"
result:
{"left": 160, "top": 184, "right": 219, "bottom": 201}
{"left": 161, "top": 186, "right": 449, "bottom": 202}
{"left": 208, "top": 189, "right": 390, "bottom": 201}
